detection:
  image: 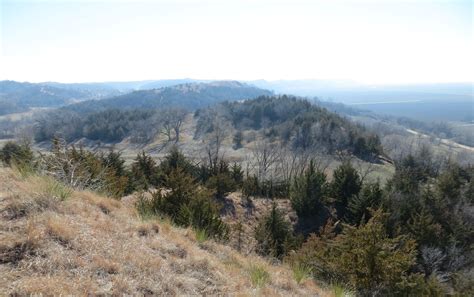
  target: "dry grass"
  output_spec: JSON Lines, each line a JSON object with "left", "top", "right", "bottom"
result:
{"left": 0, "top": 166, "right": 329, "bottom": 296}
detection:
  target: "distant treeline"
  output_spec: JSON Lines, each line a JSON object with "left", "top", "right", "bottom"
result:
{"left": 34, "top": 95, "right": 383, "bottom": 160}
{"left": 196, "top": 95, "right": 383, "bottom": 160}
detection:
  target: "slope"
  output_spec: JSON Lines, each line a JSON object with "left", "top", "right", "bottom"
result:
{"left": 0, "top": 166, "right": 327, "bottom": 296}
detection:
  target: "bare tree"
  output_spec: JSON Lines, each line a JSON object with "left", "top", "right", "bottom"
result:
{"left": 159, "top": 108, "right": 187, "bottom": 143}
{"left": 251, "top": 139, "right": 281, "bottom": 181}
{"left": 202, "top": 112, "right": 229, "bottom": 171}
{"left": 172, "top": 108, "right": 187, "bottom": 143}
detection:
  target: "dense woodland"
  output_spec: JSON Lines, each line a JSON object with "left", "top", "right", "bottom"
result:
{"left": 1, "top": 137, "right": 472, "bottom": 296}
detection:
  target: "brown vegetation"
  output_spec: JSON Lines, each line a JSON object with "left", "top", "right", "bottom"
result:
{"left": 0, "top": 166, "right": 327, "bottom": 296}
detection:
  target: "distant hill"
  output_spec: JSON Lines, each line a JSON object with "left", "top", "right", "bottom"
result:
{"left": 0, "top": 80, "right": 122, "bottom": 115}
{"left": 65, "top": 81, "right": 273, "bottom": 113}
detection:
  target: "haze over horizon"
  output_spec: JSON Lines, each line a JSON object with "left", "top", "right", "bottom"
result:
{"left": 1, "top": 0, "right": 473, "bottom": 84}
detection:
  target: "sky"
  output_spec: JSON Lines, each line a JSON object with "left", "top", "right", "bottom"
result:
{"left": 0, "top": 0, "right": 472, "bottom": 84}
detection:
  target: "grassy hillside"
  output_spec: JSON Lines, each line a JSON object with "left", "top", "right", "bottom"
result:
{"left": 0, "top": 166, "right": 328, "bottom": 296}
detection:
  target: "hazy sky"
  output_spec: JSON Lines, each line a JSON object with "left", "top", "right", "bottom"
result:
{"left": 1, "top": 0, "right": 472, "bottom": 84}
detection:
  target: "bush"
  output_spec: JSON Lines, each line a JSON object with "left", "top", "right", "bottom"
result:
{"left": 206, "top": 172, "right": 236, "bottom": 199}
{"left": 254, "top": 203, "right": 297, "bottom": 259}
{"left": 40, "top": 140, "right": 128, "bottom": 197}
{"left": 0, "top": 141, "right": 34, "bottom": 167}
{"left": 130, "top": 151, "right": 161, "bottom": 191}
{"left": 143, "top": 168, "right": 229, "bottom": 239}
{"left": 292, "top": 210, "right": 421, "bottom": 295}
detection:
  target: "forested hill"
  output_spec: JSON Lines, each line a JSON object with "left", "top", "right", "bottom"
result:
{"left": 34, "top": 94, "right": 383, "bottom": 161}
{"left": 65, "top": 81, "right": 273, "bottom": 113}
{"left": 0, "top": 80, "right": 120, "bottom": 115}
{"left": 0, "top": 81, "right": 86, "bottom": 115}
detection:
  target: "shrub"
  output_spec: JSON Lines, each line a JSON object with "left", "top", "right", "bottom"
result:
{"left": 142, "top": 168, "right": 229, "bottom": 239}
{"left": 293, "top": 210, "right": 420, "bottom": 295}
{"left": 206, "top": 172, "right": 236, "bottom": 199}
{"left": 254, "top": 203, "right": 296, "bottom": 259}
{"left": 40, "top": 140, "right": 127, "bottom": 197}
{"left": 0, "top": 141, "right": 34, "bottom": 167}
{"left": 130, "top": 151, "right": 161, "bottom": 190}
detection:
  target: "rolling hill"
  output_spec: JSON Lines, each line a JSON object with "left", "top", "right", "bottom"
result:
{"left": 65, "top": 81, "right": 273, "bottom": 113}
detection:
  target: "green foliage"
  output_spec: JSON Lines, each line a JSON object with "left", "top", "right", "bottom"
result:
{"left": 230, "top": 162, "right": 244, "bottom": 186}
{"left": 293, "top": 210, "right": 420, "bottom": 295}
{"left": 254, "top": 203, "right": 296, "bottom": 259}
{"left": 159, "top": 146, "right": 197, "bottom": 177}
{"left": 206, "top": 172, "right": 236, "bottom": 199}
{"left": 330, "top": 162, "right": 361, "bottom": 220}
{"left": 0, "top": 141, "right": 34, "bottom": 167}
{"left": 43, "top": 177, "right": 73, "bottom": 201}
{"left": 346, "top": 182, "right": 383, "bottom": 225}
{"left": 194, "top": 228, "right": 209, "bottom": 243}
{"left": 195, "top": 95, "right": 384, "bottom": 159}
{"left": 42, "top": 140, "right": 128, "bottom": 197}
{"left": 290, "top": 160, "right": 327, "bottom": 218}
{"left": 176, "top": 188, "right": 229, "bottom": 239}
{"left": 242, "top": 175, "right": 289, "bottom": 199}
{"left": 130, "top": 151, "right": 161, "bottom": 191}
{"left": 144, "top": 168, "right": 228, "bottom": 239}
{"left": 232, "top": 130, "right": 243, "bottom": 149}
{"left": 291, "top": 262, "right": 313, "bottom": 284}
{"left": 248, "top": 265, "right": 270, "bottom": 288}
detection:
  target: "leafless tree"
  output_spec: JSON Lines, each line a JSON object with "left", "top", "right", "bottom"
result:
{"left": 159, "top": 108, "right": 187, "bottom": 143}
{"left": 172, "top": 109, "right": 187, "bottom": 143}
{"left": 202, "top": 112, "right": 229, "bottom": 171}
{"left": 251, "top": 139, "right": 281, "bottom": 181}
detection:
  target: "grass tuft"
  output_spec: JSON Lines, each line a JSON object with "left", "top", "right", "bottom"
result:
{"left": 248, "top": 264, "right": 270, "bottom": 288}
{"left": 195, "top": 228, "right": 209, "bottom": 243}
{"left": 291, "top": 262, "right": 313, "bottom": 284}
{"left": 43, "top": 177, "right": 72, "bottom": 201}
{"left": 331, "top": 283, "right": 354, "bottom": 297}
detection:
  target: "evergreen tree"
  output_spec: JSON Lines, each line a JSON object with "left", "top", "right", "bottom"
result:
{"left": 330, "top": 161, "right": 361, "bottom": 220}
{"left": 159, "top": 146, "right": 196, "bottom": 177}
{"left": 149, "top": 168, "right": 228, "bottom": 239}
{"left": 130, "top": 151, "right": 160, "bottom": 190}
{"left": 346, "top": 181, "right": 383, "bottom": 225}
{"left": 232, "top": 130, "right": 243, "bottom": 149}
{"left": 254, "top": 203, "right": 296, "bottom": 259}
{"left": 290, "top": 160, "right": 327, "bottom": 218}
